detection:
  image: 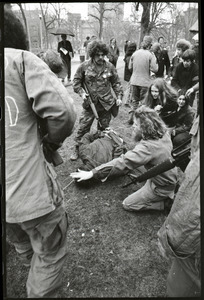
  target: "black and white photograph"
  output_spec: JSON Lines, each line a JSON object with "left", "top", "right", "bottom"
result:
{"left": 1, "top": 1, "right": 201, "bottom": 298}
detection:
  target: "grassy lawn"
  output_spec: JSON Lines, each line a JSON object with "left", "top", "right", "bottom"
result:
{"left": 5, "top": 60, "right": 173, "bottom": 298}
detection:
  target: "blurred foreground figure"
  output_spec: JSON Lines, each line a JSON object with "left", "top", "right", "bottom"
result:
{"left": 157, "top": 114, "right": 200, "bottom": 297}
{"left": 71, "top": 106, "right": 178, "bottom": 212}
{"left": 4, "top": 7, "right": 76, "bottom": 298}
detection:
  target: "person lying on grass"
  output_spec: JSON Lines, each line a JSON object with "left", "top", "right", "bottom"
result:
{"left": 77, "top": 128, "right": 127, "bottom": 171}
{"left": 71, "top": 105, "right": 178, "bottom": 211}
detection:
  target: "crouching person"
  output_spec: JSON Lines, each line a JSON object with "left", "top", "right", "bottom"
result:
{"left": 4, "top": 7, "right": 76, "bottom": 298}
{"left": 71, "top": 105, "right": 178, "bottom": 211}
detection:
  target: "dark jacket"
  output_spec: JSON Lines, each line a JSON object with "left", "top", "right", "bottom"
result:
{"left": 173, "top": 105, "right": 195, "bottom": 135}
{"left": 78, "top": 131, "right": 127, "bottom": 170}
{"left": 155, "top": 49, "right": 170, "bottom": 77}
{"left": 58, "top": 40, "right": 73, "bottom": 59}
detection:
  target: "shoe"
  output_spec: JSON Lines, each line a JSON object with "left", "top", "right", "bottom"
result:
{"left": 70, "top": 147, "right": 79, "bottom": 161}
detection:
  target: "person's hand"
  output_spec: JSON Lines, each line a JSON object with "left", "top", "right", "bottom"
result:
{"left": 70, "top": 169, "right": 93, "bottom": 182}
{"left": 171, "top": 129, "right": 176, "bottom": 137}
{"left": 116, "top": 98, "right": 122, "bottom": 106}
{"left": 81, "top": 92, "right": 89, "bottom": 101}
{"left": 154, "top": 105, "right": 163, "bottom": 113}
{"left": 185, "top": 87, "right": 194, "bottom": 98}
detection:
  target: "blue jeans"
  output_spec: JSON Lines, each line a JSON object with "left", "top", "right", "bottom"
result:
{"left": 6, "top": 205, "right": 68, "bottom": 298}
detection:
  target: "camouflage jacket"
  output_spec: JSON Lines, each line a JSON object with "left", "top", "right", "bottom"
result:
{"left": 73, "top": 59, "right": 123, "bottom": 111}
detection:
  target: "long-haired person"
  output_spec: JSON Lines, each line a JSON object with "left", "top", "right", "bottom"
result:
{"left": 71, "top": 105, "right": 177, "bottom": 212}
{"left": 144, "top": 78, "right": 178, "bottom": 127}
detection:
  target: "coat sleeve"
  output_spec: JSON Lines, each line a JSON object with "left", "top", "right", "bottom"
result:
{"left": 92, "top": 141, "right": 152, "bottom": 180}
{"left": 109, "top": 64, "right": 123, "bottom": 98}
{"left": 157, "top": 148, "right": 200, "bottom": 259}
{"left": 150, "top": 52, "right": 158, "bottom": 73}
{"left": 23, "top": 51, "right": 76, "bottom": 144}
{"left": 72, "top": 63, "right": 86, "bottom": 97}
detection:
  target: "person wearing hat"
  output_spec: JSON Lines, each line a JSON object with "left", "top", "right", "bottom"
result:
{"left": 128, "top": 35, "right": 158, "bottom": 124}
{"left": 58, "top": 34, "right": 74, "bottom": 82}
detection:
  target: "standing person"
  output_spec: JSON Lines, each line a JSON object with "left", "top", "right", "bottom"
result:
{"left": 169, "top": 38, "right": 192, "bottom": 78}
{"left": 151, "top": 41, "right": 170, "bottom": 78}
{"left": 170, "top": 91, "right": 195, "bottom": 147}
{"left": 83, "top": 36, "right": 90, "bottom": 60}
{"left": 70, "top": 105, "right": 178, "bottom": 212}
{"left": 157, "top": 113, "right": 200, "bottom": 297}
{"left": 70, "top": 40, "right": 123, "bottom": 161}
{"left": 4, "top": 7, "right": 76, "bottom": 298}
{"left": 123, "top": 42, "right": 137, "bottom": 110}
{"left": 171, "top": 49, "right": 199, "bottom": 107}
{"left": 124, "top": 40, "right": 130, "bottom": 54}
{"left": 107, "top": 38, "right": 120, "bottom": 67}
{"left": 58, "top": 34, "right": 74, "bottom": 82}
{"left": 143, "top": 78, "right": 178, "bottom": 128}
{"left": 128, "top": 35, "right": 158, "bottom": 124}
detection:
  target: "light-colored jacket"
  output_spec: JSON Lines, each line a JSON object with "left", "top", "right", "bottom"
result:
{"left": 5, "top": 48, "right": 76, "bottom": 223}
{"left": 92, "top": 132, "right": 177, "bottom": 198}
{"left": 157, "top": 116, "right": 200, "bottom": 261}
{"left": 129, "top": 49, "right": 158, "bottom": 87}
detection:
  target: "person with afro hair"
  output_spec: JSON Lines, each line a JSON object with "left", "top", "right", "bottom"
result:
{"left": 71, "top": 40, "right": 123, "bottom": 160}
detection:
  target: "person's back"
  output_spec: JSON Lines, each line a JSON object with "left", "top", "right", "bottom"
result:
{"left": 78, "top": 130, "right": 127, "bottom": 170}
{"left": 130, "top": 48, "right": 158, "bottom": 87}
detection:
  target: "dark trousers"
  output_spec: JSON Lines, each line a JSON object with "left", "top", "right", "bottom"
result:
{"left": 131, "top": 85, "right": 148, "bottom": 110}
{"left": 62, "top": 56, "right": 71, "bottom": 79}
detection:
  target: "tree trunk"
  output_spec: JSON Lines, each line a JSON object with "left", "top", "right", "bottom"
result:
{"left": 40, "top": 3, "right": 48, "bottom": 49}
{"left": 18, "top": 3, "right": 31, "bottom": 50}
{"left": 139, "top": 2, "right": 151, "bottom": 44}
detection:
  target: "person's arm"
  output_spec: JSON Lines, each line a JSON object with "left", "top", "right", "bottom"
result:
{"left": 23, "top": 51, "right": 76, "bottom": 145}
{"left": 185, "top": 82, "right": 199, "bottom": 98}
{"left": 164, "top": 51, "right": 170, "bottom": 75}
{"left": 150, "top": 52, "right": 159, "bottom": 73}
{"left": 71, "top": 141, "right": 152, "bottom": 182}
{"left": 72, "top": 63, "right": 87, "bottom": 98}
{"left": 109, "top": 64, "right": 123, "bottom": 102}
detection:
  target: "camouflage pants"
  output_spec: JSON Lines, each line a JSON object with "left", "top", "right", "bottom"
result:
{"left": 6, "top": 205, "right": 68, "bottom": 298}
{"left": 75, "top": 102, "right": 112, "bottom": 144}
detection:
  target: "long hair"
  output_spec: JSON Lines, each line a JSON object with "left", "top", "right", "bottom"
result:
{"left": 144, "top": 78, "right": 178, "bottom": 108}
{"left": 4, "top": 7, "right": 29, "bottom": 50}
{"left": 135, "top": 105, "right": 167, "bottom": 140}
{"left": 88, "top": 40, "right": 109, "bottom": 58}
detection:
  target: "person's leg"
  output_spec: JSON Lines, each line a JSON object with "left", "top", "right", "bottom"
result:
{"left": 66, "top": 57, "right": 71, "bottom": 80}
{"left": 128, "top": 85, "right": 139, "bottom": 125}
{"left": 6, "top": 223, "right": 33, "bottom": 267}
{"left": 22, "top": 205, "right": 69, "bottom": 298}
{"left": 97, "top": 103, "right": 112, "bottom": 131}
{"left": 167, "top": 257, "right": 201, "bottom": 297}
{"left": 140, "top": 86, "right": 148, "bottom": 103}
{"left": 71, "top": 109, "right": 95, "bottom": 160}
{"left": 122, "top": 180, "right": 167, "bottom": 211}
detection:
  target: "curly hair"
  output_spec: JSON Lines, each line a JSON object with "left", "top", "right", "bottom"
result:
{"left": 176, "top": 39, "right": 191, "bottom": 52}
{"left": 88, "top": 40, "right": 109, "bottom": 58}
{"left": 4, "top": 7, "right": 29, "bottom": 50}
{"left": 144, "top": 78, "right": 178, "bottom": 108}
{"left": 135, "top": 105, "right": 167, "bottom": 140}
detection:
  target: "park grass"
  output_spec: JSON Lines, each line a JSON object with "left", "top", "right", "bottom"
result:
{"left": 5, "top": 63, "right": 172, "bottom": 298}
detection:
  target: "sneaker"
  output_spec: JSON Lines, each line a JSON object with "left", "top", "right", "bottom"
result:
{"left": 70, "top": 148, "right": 79, "bottom": 161}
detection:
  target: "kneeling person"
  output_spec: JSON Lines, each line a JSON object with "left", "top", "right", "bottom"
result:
{"left": 71, "top": 106, "right": 178, "bottom": 211}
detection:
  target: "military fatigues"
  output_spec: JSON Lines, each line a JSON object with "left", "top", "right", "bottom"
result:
{"left": 73, "top": 59, "right": 123, "bottom": 144}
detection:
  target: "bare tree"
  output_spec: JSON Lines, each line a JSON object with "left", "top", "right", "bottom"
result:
{"left": 132, "top": 2, "right": 173, "bottom": 43}
{"left": 16, "top": 3, "right": 31, "bottom": 49}
{"left": 88, "top": 2, "right": 123, "bottom": 39}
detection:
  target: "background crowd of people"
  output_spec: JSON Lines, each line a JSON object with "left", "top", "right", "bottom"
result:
{"left": 4, "top": 5, "right": 200, "bottom": 299}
